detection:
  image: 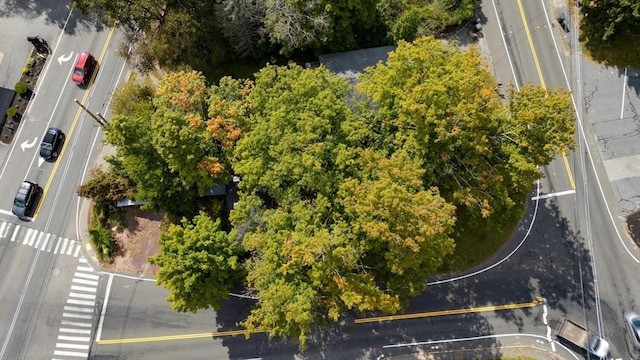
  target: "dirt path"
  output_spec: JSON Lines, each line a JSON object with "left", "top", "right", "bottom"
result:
{"left": 102, "top": 207, "right": 163, "bottom": 276}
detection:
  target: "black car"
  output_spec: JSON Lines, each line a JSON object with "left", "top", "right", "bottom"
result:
{"left": 12, "top": 181, "right": 40, "bottom": 220}
{"left": 40, "top": 127, "right": 65, "bottom": 160}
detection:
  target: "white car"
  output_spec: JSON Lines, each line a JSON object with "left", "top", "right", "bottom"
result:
{"left": 625, "top": 312, "right": 640, "bottom": 349}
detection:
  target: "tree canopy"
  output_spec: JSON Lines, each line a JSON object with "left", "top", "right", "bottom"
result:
{"left": 150, "top": 211, "right": 245, "bottom": 312}
{"left": 74, "top": 0, "right": 479, "bottom": 78}
{"left": 581, "top": 0, "right": 640, "bottom": 44}
{"left": 96, "top": 36, "right": 576, "bottom": 347}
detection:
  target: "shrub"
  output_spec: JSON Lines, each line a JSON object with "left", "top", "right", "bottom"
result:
{"left": 22, "top": 67, "right": 30, "bottom": 75}
{"left": 6, "top": 107, "right": 17, "bottom": 117}
{"left": 26, "top": 57, "right": 36, "bottom": 67}
{"left": 88, "top": 225, "right": 116, "bottom": 262}
{"left": 14, "top": 81, "right": 28, "bottom": 94}
{"left": 89, "top": 203, "right": 117, "bottom": 262}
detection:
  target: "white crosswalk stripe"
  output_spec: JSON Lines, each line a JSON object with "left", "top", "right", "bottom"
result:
{"left": 0, "top": 220, "right": 82, "bottom": 257}
{"left": 53, "top": 257, "right": 100, "bottom": 360}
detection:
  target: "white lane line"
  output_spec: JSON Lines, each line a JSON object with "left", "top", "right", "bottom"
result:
{"left": 74, "top": 272, "right": 100, "bottom": 280}
{"left": 59, "top": 327, "right": 91, "bottom": 335}
{"left": 62, "top": 312, "right": 93, "bottom": 320}
{"left": 69, "top": 292, "right": 96, "bottom": 300}
{"left": 61, "top": 320, "right": 92, "bottom": 328}
{"left": 95, "top": 273, "right": 114, "bottom": 342}
{"left": 0, "top": 221, "right": 7, "bottom": 237}
{"left": 77, "top": 265, "right": 94, "bottom": 273}
{"left": 57, "top": 335, "right": 90, "bottom": 342}
{"left": 63, "top": 306, "right": 93, "bottom": 313}
{"left": 39, "top": 233, "right": 51, "bottom": 250}
{"left": 23, "top": 228, "right": 35, "bottom": 246}
{"left": 66, "top": 242, "right": 75, "bottom": 256}
{"left": 55, "top": 343, "right": 89, "bottom": 350}
{"left": 71, "top": 285, "right": 97, "bottom": 293}
{"left": 53, "top": 349, "right": 88, "bottom": 357}
{"left": 73, "top": 246, "right": 81, "bottom": 257}
{"left": 10, "top": 225, "right": 20, "bottom": 242}
{"left": 66, "top": 298, "right": 95, "bottom": 306}
{"left": 53, "top": 236, "right": 62, "bottom": 254}
{"left": 72, "top": 278, "right": 98, "bottom": 286}
{"left": 34, "top": 232, "right": 45, "bottom": 249}
{"left": 531, "top": 189, "right": 576, "bottom": 200}
{"left": 621, "top": 67, "right": 627, "bottom": 119}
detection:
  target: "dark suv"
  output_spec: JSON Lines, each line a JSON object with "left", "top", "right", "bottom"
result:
{"left": 12, "top": 181, "right": 40, "bottom": 220}
{"left": 40, "top": 127, "right": 65, "bottom": 161}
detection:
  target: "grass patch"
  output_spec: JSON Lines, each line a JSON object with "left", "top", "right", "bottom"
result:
{"left": 583, "top": 34, "right": 640, "bottom": 68}
{"left": 440, "top": 214, "right": 520, "bottom": 274}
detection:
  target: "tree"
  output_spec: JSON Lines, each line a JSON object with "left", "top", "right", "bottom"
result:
{"left": 104, "top": 113, "right": 199, "bottom": 218}
{"left": 150, "top": 212, "right": 245, "bottom": 312}
{"left": 581, "top": 0, "right": 640, "bottom": 43}
{"left": 152, "top": 71, "right": 245, "bottom": 194}
{"left": 231, "top": 64, "right": 456, "bottom": 346}
{"left": 232, "top": 64, "right": 355, "bottom": 205}
{"left": 76, "top": 167, "right": 135, "bottom": 204}
{"left": 357, "top": 37, "right": 575, "bottom": 222}
{"left": 263, "top": 0, "right": 331, "bottom": 55}
{"left": 216, "top": 0, "right": 267, "bottom": 58}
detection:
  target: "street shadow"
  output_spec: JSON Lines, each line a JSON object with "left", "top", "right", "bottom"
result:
{"left": 0, "top": 0, "right": 105, "bottom": 34}
{"left": 623, "top": 67, "right": 640, "bottom": 96}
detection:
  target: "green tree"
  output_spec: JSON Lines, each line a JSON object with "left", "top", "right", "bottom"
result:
{"left": 231, "top": 63, "right": 457, "bottom": 346}
{"left": 232, "top": 64, "right": 355, "bottom": 205}
{"left": 581, "top": 0, "right": 640, "bottom": 43}
{"left": 105, "top": 113, "right": 198, "bottom": 218}
{"left": 150, "top": 212, "right": 245, "bottom": 312}
{"left": 357, "top": 37, "right": 575, "bottom": 222}
{"left": 76, "top": 167, "right": 135, "bottom": 204}
{"left": 152, "top": 71, "right": 245, "bottom": 194}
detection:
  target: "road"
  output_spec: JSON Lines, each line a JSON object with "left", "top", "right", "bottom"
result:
{"left": 91, "top": 0, "right": 640, "bottom": 359}
{"left": 1, "top": 0, "right": 639, "bottom": 359}
{"left": 0, "top": 2, "right": 128, "bottom": 359}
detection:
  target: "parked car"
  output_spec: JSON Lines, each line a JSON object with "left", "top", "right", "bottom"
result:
{"left": 39, "top": 127, "right": 65, "bottom": 161}
{"left": 12, "top": 181, "right": 41, "bottom": 220}
{"left": 71, "top": 52, "right": 96, "bottom": 86}
{"left": 625, "top": 312, "right": 640, "bottom": 349}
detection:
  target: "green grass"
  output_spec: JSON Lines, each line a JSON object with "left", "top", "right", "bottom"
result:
{"left": 440, "top": 214, "right": 520, "bottom": 275}
{"left": 583, "top": 34, "right": 640, "bottom": 68}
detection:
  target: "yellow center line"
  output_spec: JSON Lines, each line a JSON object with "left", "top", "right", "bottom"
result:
{"left": 354, "top": 297, "right": 544, "bottom": 324}
{"left": 34, "top": 27, "right": 116, "bottom": 218}
{"left": 98, "top": 328, "right": 268, "bottom": 345}
{"left": 98, "top": 299, "right": 544, "bottom": 345}
{"left": 516, "top": 0, "right": 575, "bottom": 190}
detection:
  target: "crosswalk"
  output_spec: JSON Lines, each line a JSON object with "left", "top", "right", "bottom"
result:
{"left": 0, "top": 220, "right": 82, "bottom": 257}
{"left": 53, "top": 257, "right": 99, "bottom": 359}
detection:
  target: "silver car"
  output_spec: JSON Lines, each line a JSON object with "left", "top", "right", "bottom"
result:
{"left": 625, "top": 312, "right": 640, "bottom": 349}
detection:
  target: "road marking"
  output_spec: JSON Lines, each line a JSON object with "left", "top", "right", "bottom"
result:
{"left": 33, "top": 26, "right": 116, "bottom": 219}
{"left": 354, "top": 297, "right": 544, "bottom": 324}
{"left": 99, "top": 299, "right": 545, "bottom": 345}
{"left": 516, "top": 0, "right": 575, "bottom": 190}
{"left": 531, "top": 189, "right": 576, "bottom": 201}
{"left": 99, "top": 328, "right": 270, "bottom": 345}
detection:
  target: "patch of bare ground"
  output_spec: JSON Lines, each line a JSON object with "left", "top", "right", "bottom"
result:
{"left": 103, "top": 207, "right": 163, "bottom": 276}
{"left": 627, "top": 210, "right": 640, "bottom": 248}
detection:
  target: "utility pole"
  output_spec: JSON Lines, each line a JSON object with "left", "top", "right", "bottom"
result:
{"left": 74, "top": 99, "right": 107, "bottom": 126}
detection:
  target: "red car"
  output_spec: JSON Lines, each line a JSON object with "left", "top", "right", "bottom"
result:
{"left": 71, "top": 52, "right": 96, "bottom": 85}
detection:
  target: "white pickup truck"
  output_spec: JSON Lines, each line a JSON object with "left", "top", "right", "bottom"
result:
{"left": 556, "top": 318, "right": 610, "bottom": 358}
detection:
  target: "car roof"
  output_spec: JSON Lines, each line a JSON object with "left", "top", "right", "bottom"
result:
{"left": 76, "top": 52, "right": 92, "bottom": 67}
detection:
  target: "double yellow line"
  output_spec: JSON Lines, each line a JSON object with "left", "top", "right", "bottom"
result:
{"left": 98, "top": 298, "right": 544, "bottom": 345}
{"left": 516, "top": 0, "right": 575, "bottom": 190}
{"left": 34, "top": 27, "right": 116, "bottom": 218}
